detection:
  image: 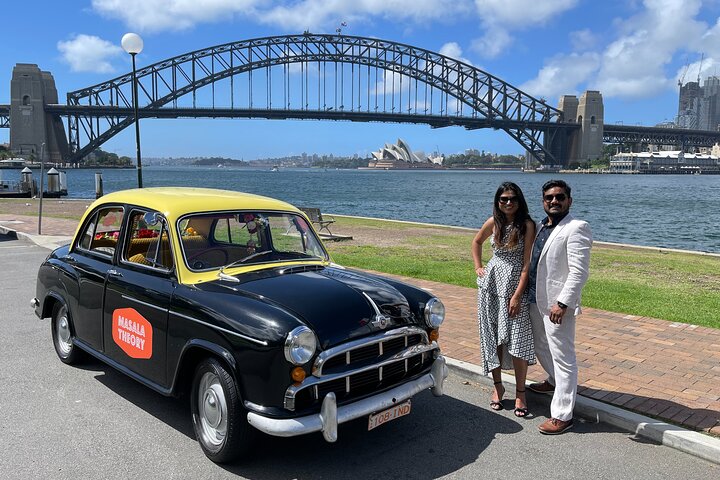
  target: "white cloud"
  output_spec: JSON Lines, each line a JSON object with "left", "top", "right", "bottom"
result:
{"left": 520, "top": 52, "right": 600, "bottom": 100}
{"left": 522, "top": 0, "right": 716, "bottom": 100}
{"left": 569, "top": 29, "right": 598, "bottom": 51}
{"left": 256, "top": 1, "right": 471, "bottom": 30}
{"left": 92, "top": 0, "right": 261, "bottom": 32}
{"left": 473, "top": 0, "right": 577, "bottom": 28}
{"left": 594, "top": 0, "right": 707, "bottom": 97}
{"left": 470, "top": 0, "right": 578, "bottom": 58}
{"left": 57, "top": 34, "right": 123, "bottom": 73}
{"left": 470, "top": 28, "right": 512, "bottom": 59}
{"left": 438, "top": 42, "right": 474, "bottom": 65}
{"left": 92, "top": 0, "right": 470, "bottom": 32}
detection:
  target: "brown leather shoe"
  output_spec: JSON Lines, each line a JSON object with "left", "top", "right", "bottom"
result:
{"left": 538, "top": 417, "right": 573, "bottom": 435}
{"left": 527, "top": 380, "right": 555, "bottom": 394}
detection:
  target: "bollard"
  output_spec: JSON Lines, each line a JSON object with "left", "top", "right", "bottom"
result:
{"left": 95, "top": 172, "right": 104, "bottom": 198}
{"left": 47, "top": 167, "right": 60, "bottom": 194}
{"left": 21, "top": 167, "right": 33, "bottom": 195}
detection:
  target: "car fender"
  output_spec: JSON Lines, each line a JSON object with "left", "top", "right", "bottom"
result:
{"left": 170, "top": 338, "right": 239, "bottom": 397}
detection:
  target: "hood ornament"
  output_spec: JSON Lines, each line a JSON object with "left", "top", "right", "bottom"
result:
{"left": 362, "top": 292, "right": 390, "bottom": 330}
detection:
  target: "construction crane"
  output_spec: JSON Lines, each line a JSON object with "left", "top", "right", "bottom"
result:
{"left": 697, "top": 53, "right": 705, "bottom": 84}
{"left": 678, "top": 57, "right": 690, "bottom": 88}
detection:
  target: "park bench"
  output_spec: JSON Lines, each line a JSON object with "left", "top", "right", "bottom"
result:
{"left": 299, "top": 207, "right": 336, "bottom": 235}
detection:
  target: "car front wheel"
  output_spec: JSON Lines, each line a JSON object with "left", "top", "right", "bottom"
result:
{"left": 51, "top": 302, "right": 83, "bottom": 364}
{"left": 191, "top": 357, "right": 253, "bottom": 463}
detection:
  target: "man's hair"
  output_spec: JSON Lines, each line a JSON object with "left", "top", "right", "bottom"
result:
{"left": 542, "top": 179, "right": 571, "bottom": 198}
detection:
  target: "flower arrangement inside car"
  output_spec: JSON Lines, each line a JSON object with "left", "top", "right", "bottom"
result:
{"left": 31, "top": 187, "right": 448, "bottom": 464}
{"left": 94, "top": 230, "right": 119, "bottom": 241}
{"left": 134, "top": 228, "right": 159, "bottom": 239}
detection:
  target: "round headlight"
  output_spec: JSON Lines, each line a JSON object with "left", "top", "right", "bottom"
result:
{"left": 424, "top": 298, "right": 445, "bottom": 328}
{"left": 284, "top": 326, "right": 317, "bottom": 365}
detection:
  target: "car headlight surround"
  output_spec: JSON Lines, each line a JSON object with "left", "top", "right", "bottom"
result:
{"left": 284, "top": 326, "right": 317, "bottom": 365}
{"left": 424, "top": 298, "right": 445, "bottom": 328}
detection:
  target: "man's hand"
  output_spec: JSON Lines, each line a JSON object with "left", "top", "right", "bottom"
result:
{"left": 549, "top": 303, "right": 567, "bottom": 324}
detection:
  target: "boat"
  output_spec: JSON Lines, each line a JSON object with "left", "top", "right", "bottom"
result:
{"left": 0, "top": 180, "right": 32, "bottom": 198}
{"left": 270, "top": 165, "right": 279, "bottom": 172}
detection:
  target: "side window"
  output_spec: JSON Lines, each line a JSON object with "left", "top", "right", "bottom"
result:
{"left": 78, "top": 213, "right": 97, "bottom": 250}
{"left": 78, "top": 207, "right": 123, "bottom": 256}
{"left": 124, "top": 211, "right": 174, "bottom": 270}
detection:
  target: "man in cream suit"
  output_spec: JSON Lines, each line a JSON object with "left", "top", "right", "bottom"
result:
{"left": 527, "top": 180, "right": 592, "bottom": 435}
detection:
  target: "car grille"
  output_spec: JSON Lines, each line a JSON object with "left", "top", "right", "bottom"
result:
{"left": 318, "top": 333, "right": 423, "bottom": 374}
{"left": 286, "top": 327, "right": 438, "bottom": 412}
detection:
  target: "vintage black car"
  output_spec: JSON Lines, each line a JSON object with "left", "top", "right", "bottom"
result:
{"left": 33, "top": 187, "right": 447, "bottom": 463}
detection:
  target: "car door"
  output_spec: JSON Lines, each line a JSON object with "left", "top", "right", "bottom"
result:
{"left": 103, "top": 209, "right": 175, "bottom": 388}
{"left": 69, "top": 206, "right": 125, "bottom": 351}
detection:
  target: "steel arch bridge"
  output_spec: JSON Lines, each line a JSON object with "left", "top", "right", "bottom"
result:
{"left": 53, "top": 33, "right": 571, "bottom": 164}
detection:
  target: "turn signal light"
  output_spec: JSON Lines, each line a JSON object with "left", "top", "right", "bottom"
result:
{"left": 429, "top": 329, "right": 440, "bottom": 342}
{"left": 291, "top": 367, "right": 306, "bottom": 383}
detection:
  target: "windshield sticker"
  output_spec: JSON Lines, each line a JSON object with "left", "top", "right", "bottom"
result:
{"left": 112, "top": 308, "right": 153, "bottom": 359}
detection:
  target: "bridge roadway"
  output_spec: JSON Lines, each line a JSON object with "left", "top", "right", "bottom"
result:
{"left": 3, "top": 102, "right": 720, "bottom": 148}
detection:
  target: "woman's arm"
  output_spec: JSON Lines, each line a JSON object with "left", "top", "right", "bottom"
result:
{"left": 509, "top": 220, "right": 536, "bottom": 316}
{"left": 471, "top": 217, "right": 494, "bottom": 276}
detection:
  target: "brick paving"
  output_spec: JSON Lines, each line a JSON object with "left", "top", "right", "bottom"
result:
{"left": 2, "top": 213, "right": 719, "bottom": 436}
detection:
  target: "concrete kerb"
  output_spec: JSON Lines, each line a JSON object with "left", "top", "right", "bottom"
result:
{"left": 446, "top": 357, "right": 720, "bottom": 466}
{"left": 1, "top": 229, "right": 72, "bottom": 251}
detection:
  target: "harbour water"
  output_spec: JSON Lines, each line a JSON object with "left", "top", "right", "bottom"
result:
{"left": 10, "top": 166, "right": 720, "bottom": 253}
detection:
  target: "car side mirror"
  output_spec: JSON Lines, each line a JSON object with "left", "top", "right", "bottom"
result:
{"left": 143, "top": 212, "right": 162, "bottom": 227}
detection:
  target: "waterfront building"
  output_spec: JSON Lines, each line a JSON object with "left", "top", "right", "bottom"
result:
{"left": 610, "top": 150, "right": 720, "bottom": 174}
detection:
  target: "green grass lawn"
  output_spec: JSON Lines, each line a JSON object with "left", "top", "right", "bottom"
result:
{"left": 326, "top": 216, "right": 720, "bottom": 329}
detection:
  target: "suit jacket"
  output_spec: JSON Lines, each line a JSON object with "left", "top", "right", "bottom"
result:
{"left": 534, "top": 213, "right": 592, "bottom": 316}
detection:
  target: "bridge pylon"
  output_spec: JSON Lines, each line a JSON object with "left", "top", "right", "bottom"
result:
{"left": 9, "top": 64, "right": 69, "bottom": 163}
{"left": 556, "top": 90, "right": 604, "bottom": 166}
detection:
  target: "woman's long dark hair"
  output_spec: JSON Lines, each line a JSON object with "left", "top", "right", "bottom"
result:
{"left": 492, "top": 182, "right": 532, "bottom": 248}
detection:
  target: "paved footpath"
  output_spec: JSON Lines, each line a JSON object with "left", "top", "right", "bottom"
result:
{"left": 2, "top": 213, "right": 719, "bottom": 444}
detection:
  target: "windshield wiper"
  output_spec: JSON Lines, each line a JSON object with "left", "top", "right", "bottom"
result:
{"left": 217, "top": 250, "right": 274, "bottom": 281}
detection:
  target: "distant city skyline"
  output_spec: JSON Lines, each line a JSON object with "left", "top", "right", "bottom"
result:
{"left": 1, "top": 1, "right": 719, "bottom": 158}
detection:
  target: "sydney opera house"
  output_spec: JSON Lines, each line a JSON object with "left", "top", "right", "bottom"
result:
{"left": 366, "top": 138, "right": 444, "bottom": 169}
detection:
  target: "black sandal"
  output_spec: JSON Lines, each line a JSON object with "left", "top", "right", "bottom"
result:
{"left": 490, "top": 381, "right": 504, "bottom": 411}
{"left": 514, "top": 388, "right": 529, "bottom": 418}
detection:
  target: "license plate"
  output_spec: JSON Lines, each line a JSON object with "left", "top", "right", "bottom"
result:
{"left": 368, "top": 400, "right": 412, "bottom": 431}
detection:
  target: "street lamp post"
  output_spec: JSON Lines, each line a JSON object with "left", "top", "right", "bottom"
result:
{"left": 121, "top": 33, "right": 144, "bottom": 188}
{"left": 38, "top": 142, "right": 45, "bottom": 235}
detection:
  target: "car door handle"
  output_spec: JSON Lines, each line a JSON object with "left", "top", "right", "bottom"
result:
{"left": 107, "top": 269, "right": 123, "bottom": 277}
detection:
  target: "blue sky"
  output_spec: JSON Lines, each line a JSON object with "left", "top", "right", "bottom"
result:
{"left": 2, "top": 0, "right": 719, "bottom": 159}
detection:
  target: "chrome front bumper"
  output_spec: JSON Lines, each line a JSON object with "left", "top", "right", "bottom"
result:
{"left": 246, "top": 355, "right": 448, "bottom": 442}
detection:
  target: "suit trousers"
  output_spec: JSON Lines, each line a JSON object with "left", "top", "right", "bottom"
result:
{"left": 529, "top": 303, "right": 577, "bottom": 421}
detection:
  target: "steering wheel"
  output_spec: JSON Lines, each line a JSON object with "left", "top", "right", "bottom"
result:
{"left": 186, "top": 248, "right": 229, "bottom": 269}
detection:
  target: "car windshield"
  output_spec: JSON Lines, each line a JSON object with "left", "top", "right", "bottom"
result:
{"left": 177, "top": 211, "right": 328, "bottom": 271}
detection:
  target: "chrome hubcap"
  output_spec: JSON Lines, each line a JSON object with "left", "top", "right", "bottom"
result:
{"left": 56, "top": 309, "right": 72, "bottom": 356}
{"left": 197, "top": 372, "right": 227, "bottom": 447}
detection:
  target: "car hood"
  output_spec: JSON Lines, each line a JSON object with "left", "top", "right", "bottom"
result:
{"left": 217, "top": 265, "right": 416, "bottom": 349}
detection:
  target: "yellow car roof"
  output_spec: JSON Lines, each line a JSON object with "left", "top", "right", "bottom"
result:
{"left": 87, "top": 187, "right": 300, "bottom": 218}
{"left": 74, "top": 187, "right": 324, "bottom": 285}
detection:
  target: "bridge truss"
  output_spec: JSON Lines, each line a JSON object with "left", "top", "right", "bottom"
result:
{"left": 603, "top": 124, "right": 720, "bottom": 148}
{"left": 63, "top": 33, "right": 564, "bottom": 163}
{"left": 0, "top": 105, "right": 9, "bottom": 128}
